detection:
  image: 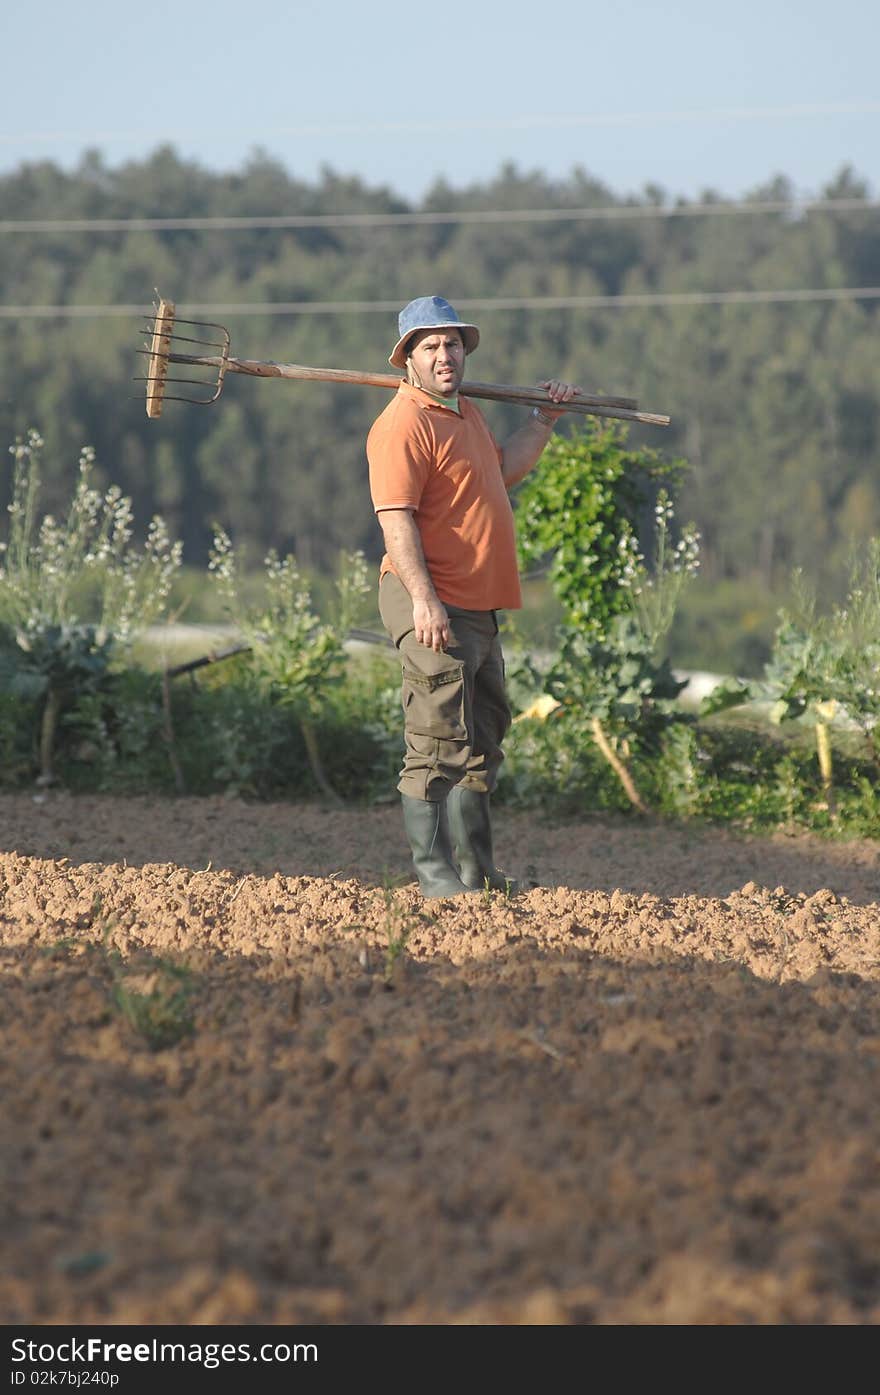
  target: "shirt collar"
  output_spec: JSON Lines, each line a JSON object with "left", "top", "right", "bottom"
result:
{"left": 397, "top": 381, "right": 463, "bottom": 414}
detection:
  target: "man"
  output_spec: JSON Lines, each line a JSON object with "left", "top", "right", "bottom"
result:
{"left": 367, "top": 295, "right": 579, "bottom": 898}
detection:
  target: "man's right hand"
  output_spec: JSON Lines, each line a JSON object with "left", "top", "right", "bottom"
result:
{"left": 412, "top": 594, "right": 450, "bottom": 652}
{"left": 376, "top": 509, "right": 449, "bottom": 650}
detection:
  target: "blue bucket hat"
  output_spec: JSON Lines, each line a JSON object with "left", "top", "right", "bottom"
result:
{"left": 389, "top": 295, "right": 480, "bottom": 369}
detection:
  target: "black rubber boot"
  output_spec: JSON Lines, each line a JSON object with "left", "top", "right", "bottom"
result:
{"left": 447, "top": 786, "right": 519, "bottom": 894}
{"left": 401, "top": 795, "right": 473, "bottom": 898}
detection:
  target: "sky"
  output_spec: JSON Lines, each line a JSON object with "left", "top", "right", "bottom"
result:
{"left": 2, "top": 0, "right": 879, "bottom": 205}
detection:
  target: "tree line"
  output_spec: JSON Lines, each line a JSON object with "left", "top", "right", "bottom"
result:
{"left": 2, "top": 146, "right": 878, "bottom": 671}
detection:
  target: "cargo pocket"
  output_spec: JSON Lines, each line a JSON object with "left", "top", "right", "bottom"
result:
{"left": 401, "top": 663, "right": 467, "bottom": 740}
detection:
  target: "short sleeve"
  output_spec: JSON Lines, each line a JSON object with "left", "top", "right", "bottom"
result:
{"left": 367, "top": 399, "right": 433, "bottom": 512}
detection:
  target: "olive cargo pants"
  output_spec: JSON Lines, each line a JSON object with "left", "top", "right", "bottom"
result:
{"left": 378, "top": 571, "right": 512, "bottom": 801}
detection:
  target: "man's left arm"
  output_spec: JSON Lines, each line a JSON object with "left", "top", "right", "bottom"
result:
{"left": 500, "top": 378, "right": 581, "bottom": 488}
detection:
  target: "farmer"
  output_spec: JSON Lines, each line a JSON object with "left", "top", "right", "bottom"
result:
{"left": 367, "top": 295, "right": 580, "bottom": 897}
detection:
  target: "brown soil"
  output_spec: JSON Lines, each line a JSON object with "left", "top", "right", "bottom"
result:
{"left": 2, "top": 791, "right": 879, "bottom": 1326}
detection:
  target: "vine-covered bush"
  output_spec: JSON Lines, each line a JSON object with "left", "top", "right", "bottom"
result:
{"left": 512, "top": 421, "right": 700, "bottom": 812}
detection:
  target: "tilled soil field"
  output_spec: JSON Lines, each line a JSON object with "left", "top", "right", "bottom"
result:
{"left": 1, "top": 791, "right": 879, "bottom": 1325}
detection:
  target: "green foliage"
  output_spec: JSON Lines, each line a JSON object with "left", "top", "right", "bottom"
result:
{"left": 500, "top": 705, "right": 880, "bottom": 836}
{"left": 761, "top": 547, "right": 880, "bottom": 754}
{"left": 700, "top": 540, "right": 880, "bottom": 817}
{"left": 0, "top": 621, "right": 113, "bottom": 705}
{"left": 208, "top": 531, "right": 369, "bottom": 722}
{"left": 635, "top": 491, "right": 702, "bottom": 651}
{"left": 0, "top": 413, "right": 872, "bottom": 835}
{"left": 0, "top": 690, "right": 36, "bottom": 784}
{"left": 108, "top": 954, "right": 196, "bottom": 1051}
{"left": 378, "top": 883, "right": 425, "bottom": 988}
{"left": 68, "top": 894, "right": 199, "bottom": 1050}
{"left": 515, "top": 421, "right": 686, "bottom": 637}
{"left": 0, "top": 431, "right": 182, "bottom": 781}
{"left": 670, "top": 723, "right": 879, "bottom": 836}
{"left": 57, "top": 668, "right": 171, "bottom": 793}
{"left": 511, "top": 422, "right": 698, "bottom": 808}
{"left": 0, "top": 431, "right": 182, "bottom": 642}
{"left": 499, "top": 713, "right": 629, "bottom": 815}
{"left": 205, "top": 534, "right": 377, "bottom": 801}
{"left": 545, "top": 614, "right": 688, "bottom": 740}
{"left": 178, "top": 663, "right": 400, "bottom": 805}
{"left": 639, "top": 722, "right": 703, "bottom": 819}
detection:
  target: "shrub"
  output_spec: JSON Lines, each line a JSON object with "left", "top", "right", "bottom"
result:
{"left": 512, "top": 421, "right": 699, "bottom": 812}
{"left": 0, "top": 431, "right": 182, "bottom": 784}
{"left": 207, "top": 532, "right": 373, "bottom": 801}
{"left": 703, "top": 540, "right": 880, "bottom": 820}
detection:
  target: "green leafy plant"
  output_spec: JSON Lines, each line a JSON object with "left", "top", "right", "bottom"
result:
{"left": 545, "top": 616, "right": 689, "bottom": 813}
{"left": 516, "top": 422, "right": 685, "bottom": 637}
{"left": 378, "top": 882, "right": 428, "bottom": 988}
{"left": 635, "top": 489, "right": 702, "bottom": 650}
{"left": 208, "top": 531, "right": 371, "bottom": 802}
{"left": 108, "top": 952, "right": 196, "bottom": 1050}
{"left": 514, "top": 423, "right": 698, "bottom": 811}
{"left": 703, "top": 541, "right": 880, "bottom": 818}
{"left": 0, "top": 431, "right": 182, "bottom": 783}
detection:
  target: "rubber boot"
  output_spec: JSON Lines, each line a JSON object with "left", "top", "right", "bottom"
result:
{"left": 447, "top": 786, "right": 519, "bottom": 894}
{"left": 401, "top": 795, "right": 473, "bottom": 897}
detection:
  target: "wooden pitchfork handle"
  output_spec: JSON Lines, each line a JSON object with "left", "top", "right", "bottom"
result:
{"left": 172, "top": 352, "right": 669, "bottom": 426}
{"left": 143, "top": 298, "right": 671, "bottom": 427}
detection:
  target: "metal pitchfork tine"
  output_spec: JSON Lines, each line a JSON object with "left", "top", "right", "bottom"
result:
{"left": 136, "top": 295, "right": 672, "bottom": 427}
{"left": 135, "top": 299, "right": 231, "bottom": 415}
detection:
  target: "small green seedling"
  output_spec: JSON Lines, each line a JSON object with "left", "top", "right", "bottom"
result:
{"left": 100, "top": 926, "right": 196, "bottom": 1050}
{"left": 379, "top": 880, "right": 429, "bottom": 988}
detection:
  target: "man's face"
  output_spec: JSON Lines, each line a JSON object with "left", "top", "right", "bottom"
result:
{"left": 407, "top": 328, "right": 466, "bottom": 396}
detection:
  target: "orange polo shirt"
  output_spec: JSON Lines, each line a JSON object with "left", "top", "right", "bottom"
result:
{"left": 367, "top": 382, "right": 522, "bottom": 611}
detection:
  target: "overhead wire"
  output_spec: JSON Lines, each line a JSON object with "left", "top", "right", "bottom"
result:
{"left": 1, "top": 198, "right": 879, "bottom": 234}
{"left": 2, "top": 180, "right": 877, "bottom": 316}
{"left": 5, "top": 96, "right": 880, "bottom": 146}
{"left": 2, "top": 287, "right": 880, "bottom": 319}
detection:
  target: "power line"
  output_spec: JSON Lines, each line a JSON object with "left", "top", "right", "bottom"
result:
{"left": 2, "top": 288, "right": 880, "bottom": 319}
{"left": 2, "top": 198, "right": 879, "bottom": 234}
{"left": 5, "top": 98, "right": 880, "bottom": 146}
{"left": 243, "top": 98, "right": 880, "bottom": 134}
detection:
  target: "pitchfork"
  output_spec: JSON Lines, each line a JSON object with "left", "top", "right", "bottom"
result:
{"left": 136, "top": 296, "right": 671, "bottom": 427}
